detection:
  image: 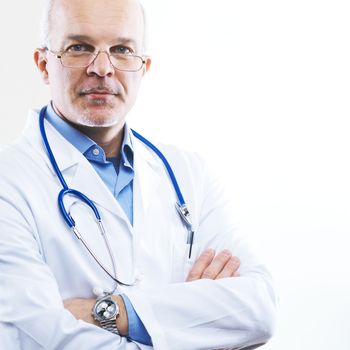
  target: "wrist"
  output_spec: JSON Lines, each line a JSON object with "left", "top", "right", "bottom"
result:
{"left": 112, "top": 295, "right": 128, "bottom": 336}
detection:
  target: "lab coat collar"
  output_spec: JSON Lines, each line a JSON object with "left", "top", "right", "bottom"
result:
{"left": 22, "top": 108, "right": 163, "bottom": 228}
{"left": 23, "top": 109, "right": 82, "bottom": 173}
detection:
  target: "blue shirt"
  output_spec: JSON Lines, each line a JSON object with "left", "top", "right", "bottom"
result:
{"left": 45, "top": 103, "right": 152, "bottom": 345}
{"left": 45, "top": 103, "right": 134, "bottom": 223}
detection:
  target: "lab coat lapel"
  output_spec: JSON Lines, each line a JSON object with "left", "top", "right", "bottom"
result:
{"left": 132, "top": 134, "right": 163, "bottom": 229}
{"left": 23, "top": 109, "right": 80, "bottom": 174}
{"left": 23, "top": 109, "right": 132, "bottom": 228}
{"left": 69, "top": 160, "right": 132, "bottom": 228}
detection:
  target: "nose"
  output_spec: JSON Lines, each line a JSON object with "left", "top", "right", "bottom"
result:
{"left": 86, "top": 51, "right": 115, "bottom": 77}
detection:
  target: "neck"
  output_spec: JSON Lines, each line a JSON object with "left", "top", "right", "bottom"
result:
{"left": 52, "top": 104, "right": 125, "bottom": 158}
{"left": 75, "top": 123, "right": 125, "bottom": 158}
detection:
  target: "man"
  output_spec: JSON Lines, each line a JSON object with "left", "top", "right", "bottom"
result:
{"left": 0, "top": 0, "right": 277, "bottom": 349}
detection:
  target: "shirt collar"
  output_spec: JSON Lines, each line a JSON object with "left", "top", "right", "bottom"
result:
{"left": 121, "top": 124, "right": 133, "bottom": 169}
{"left": 45, "top": 102, "right": 134, "bottom": 168}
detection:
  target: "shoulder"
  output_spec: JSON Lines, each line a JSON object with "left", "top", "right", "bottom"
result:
{"left": 0, "top": 143, "right": 25, "bottom": 170}
{"left": 136, "top": 137, "right": 208, "bottom": 184}
{"left": 157, "top": 142, "right": 206, "bottom": 173}
{"left": 0, "top": 136, "right": 47, "bottom": 190}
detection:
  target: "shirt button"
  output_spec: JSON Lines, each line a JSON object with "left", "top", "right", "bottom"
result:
{"left": 92, "top": 148, "right": 100, "bottom": 156}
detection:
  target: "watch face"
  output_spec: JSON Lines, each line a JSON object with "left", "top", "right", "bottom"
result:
{"left": 94, "top": 298, "right": 118, "bottom": 321}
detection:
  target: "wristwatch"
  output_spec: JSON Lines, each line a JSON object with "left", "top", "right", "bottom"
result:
{"left": 92, "top": 290, "right": 119, "bottom": 334}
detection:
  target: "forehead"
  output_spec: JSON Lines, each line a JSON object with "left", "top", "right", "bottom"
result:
{"left": 50, "top": 0, "right": 144, "bottom": 48}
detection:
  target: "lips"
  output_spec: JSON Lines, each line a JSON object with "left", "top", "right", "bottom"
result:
{"left": 79, "top": 87, "right": 119, "bottom": 96}
{"left": 85, "top": 91, "right": 114, "bottom": 95}
{"left": 85, "top": 93, "right": 113, "bottom": 99}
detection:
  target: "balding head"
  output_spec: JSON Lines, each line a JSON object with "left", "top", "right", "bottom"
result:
{"left": 40, "top": 0, "right": 147, "bottom": 51}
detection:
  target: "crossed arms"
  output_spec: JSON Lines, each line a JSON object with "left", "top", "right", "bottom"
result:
{"left": 64, "top": 248, "right": 241, "bottom": 335}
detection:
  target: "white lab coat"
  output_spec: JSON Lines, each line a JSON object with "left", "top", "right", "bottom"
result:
{"left": 0, "top": 109, "right": 277, "bottom": 350}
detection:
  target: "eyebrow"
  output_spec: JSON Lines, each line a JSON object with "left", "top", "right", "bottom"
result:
{"left": 62, "top": 35, "right": 138, "bottom": 49}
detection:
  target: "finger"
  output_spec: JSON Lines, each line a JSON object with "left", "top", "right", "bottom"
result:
{"left": 200, "top": 249, "right": 233, "bottom": 279}
{"left": 216, "top": 256, "right": 241, "bottom": 279}
{"left": 186, "top": 249, "right": 215, "bottom": 282}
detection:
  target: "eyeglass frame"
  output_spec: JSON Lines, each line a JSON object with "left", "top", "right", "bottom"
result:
{"left": 45, "top": 47, "right": 147, "bottom": 72}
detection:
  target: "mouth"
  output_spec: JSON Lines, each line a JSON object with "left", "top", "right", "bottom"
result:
{"left": 79, "top": 87, "right": 119, "bottom": 98}
{"left": 84, "top": 93, "right": 115, "bottom": 99}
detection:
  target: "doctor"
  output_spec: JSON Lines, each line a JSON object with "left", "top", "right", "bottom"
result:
{"left": 0, "top": 0, "right": 277, "bottom": 349}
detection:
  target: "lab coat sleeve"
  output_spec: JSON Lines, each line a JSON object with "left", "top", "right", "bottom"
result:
{"left": 125, "top": 157, "right": 278, "bottom": 350}
{"left": 0, "top": 185, "right": 147, "bottom": 350}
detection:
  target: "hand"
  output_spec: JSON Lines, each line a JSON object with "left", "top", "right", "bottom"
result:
{"left": 63, "top": 298, "right": 98, "bottom": 326}
{"left": 63, "top": 295, "right": 128, "bottom": 335}
{"left": 186, "top": 249, "right": 240, "bottom": 282}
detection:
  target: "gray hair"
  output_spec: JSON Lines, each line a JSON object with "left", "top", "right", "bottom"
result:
{"left": 40, "top": 0, "right": 148, "bottom": 51}
{"left": 40, "top": 0, "right": 55, "bottom": 48}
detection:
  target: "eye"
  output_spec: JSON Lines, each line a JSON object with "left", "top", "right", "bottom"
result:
{"left": 66, "top": 44, "right": 93, "bottom": 53}
{"left": 110, "top": 46, "right": 133, "bottom": 55}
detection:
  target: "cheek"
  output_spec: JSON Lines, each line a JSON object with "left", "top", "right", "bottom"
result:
{"left": 51, "top": 69, "right": 81, "bottom": 98}
{"left": 61, "top": 70, "right": 80, "bottom": 89}
{"left": 121, "top": 73, "right": 143, "bottom": 96}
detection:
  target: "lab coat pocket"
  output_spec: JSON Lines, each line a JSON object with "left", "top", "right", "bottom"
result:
{"left": 171, "top": 243, "right": 202, "bottom": 282}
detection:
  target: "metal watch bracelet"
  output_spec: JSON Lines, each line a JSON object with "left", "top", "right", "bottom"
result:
{"left": 100, "top": 318, "right": 119, "bottom": 334}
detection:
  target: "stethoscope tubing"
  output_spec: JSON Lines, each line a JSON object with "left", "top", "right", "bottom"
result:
{"left": 130, "top": 129, "right": 185, "bottom": 206}
{"left": 39, "top": 105, "right": 194, "bottom": 287}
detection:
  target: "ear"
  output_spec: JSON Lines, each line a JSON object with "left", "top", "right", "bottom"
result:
{"left": 34, "top": 48, "right": 50, "bottom": 84}
{"left": 142, "top": 55, "right": 152, "bottom": 76}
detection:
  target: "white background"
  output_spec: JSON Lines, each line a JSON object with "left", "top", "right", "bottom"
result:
{"left": 1, "top": 1, "right": 350, "bottom": 349}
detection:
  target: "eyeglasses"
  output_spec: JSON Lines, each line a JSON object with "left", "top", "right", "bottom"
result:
{"left": 46, "top": 48, "right": 146, "bottom": 72}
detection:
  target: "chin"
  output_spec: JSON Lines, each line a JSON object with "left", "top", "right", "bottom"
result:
{"left": 74, "top": 104, "right": 124, "bottom": 128}
{"left": 78, "top": 114, "right": 122, "bottom": 128}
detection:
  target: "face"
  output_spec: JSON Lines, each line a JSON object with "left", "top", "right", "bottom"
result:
{"left": 35, "top": 0, "right": 151, "bottom": 129}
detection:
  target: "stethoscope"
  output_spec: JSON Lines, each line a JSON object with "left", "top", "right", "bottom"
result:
{"left": 39, "top": 106, "right": 194, "bottom": 287}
